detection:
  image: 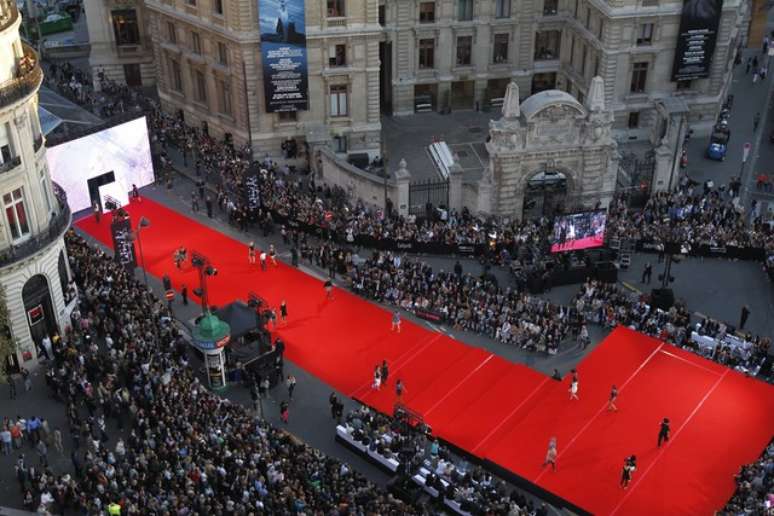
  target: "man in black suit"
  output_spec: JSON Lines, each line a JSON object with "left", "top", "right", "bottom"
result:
{"left": 657, "top": 417, "right": 671, "bottom": 447}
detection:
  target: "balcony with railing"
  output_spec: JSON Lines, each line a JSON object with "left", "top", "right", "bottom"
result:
{"left": 0, "top": 0, "right": 19, "bottom": 33}
{"left": 0, "top": 184, "right": 71, "bottom": 268}
{"left": 0, "top": 44, "right": 42, "bottom": 110}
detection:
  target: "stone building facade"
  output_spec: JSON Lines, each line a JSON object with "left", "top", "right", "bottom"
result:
{"left": 84, "top": 0, "right": 156, "bottom": 89}
{"left": 0, "top": 0, "right": 72, "bottom": 369}
{"left": 143, "top": 0, "right": 382, "bottom": 158}
{"left": 383, "top": 0, "right": 746, "bottom": 139}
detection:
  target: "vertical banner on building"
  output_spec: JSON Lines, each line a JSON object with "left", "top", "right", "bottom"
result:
{"left": 671, "top": 0, "right": 724, "bottom": 81}
{"left": 259, "top": 0, "right": 309, "bottom": 112}
{"left": 111, "top": 217, "right": 136, "bottom": 272}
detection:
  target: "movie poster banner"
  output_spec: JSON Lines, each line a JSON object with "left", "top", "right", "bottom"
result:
{"left": 111, "top": 217, "right": 136, "bottom": 272}
{"left": 259, "top": 0, "right": 309, "bottom": 112}
{"left": 671, "top": 0, "right": 724, "bottom": 81}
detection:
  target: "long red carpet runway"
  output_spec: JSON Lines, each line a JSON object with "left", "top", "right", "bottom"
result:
{"left": 77, "top": 198, "right": 774, "bottom": 515}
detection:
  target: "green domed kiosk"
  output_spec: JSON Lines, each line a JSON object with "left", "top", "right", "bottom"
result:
{"left": 192, "top": 312, "right": 231, "bottom": 389}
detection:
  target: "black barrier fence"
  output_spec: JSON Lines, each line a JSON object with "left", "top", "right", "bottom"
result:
{"left": 635, "top": 240, "right": 766, "bottom": 262}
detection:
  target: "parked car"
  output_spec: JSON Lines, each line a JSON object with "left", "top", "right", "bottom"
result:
{"left": 706, "top": 125, "right": 730, "bottom": 161}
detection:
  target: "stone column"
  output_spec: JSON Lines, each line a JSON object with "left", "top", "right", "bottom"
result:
{"left": 394, "top": 158, "right": 412, "bottom": 217}
{"left": 477, "top": 166, "right": 495, "bottom": 215}
{"left": 651, "top": 144, "right": 675, "bottom": 193}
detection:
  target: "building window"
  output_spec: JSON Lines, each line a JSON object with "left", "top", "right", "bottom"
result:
{"left": 186, "top": 0, "right": 195, "bottom": 6}
{"left": 573, "top": 0, "right": 579, "bottom": 18}
{"left": 496, "top": 0, "right": 510, "bottom": 18}
{"left": 4, "top": 188, "right": 29, "bottom": 241}
{"left": 630, "top": 62, "right": 648, "bottom": 93}
{"left": 217, "top": 42, "right": 228, "bottom": 66}
{"left": 378, "top": 4, "right": 385, "bottom": 25}
{"left": 493, "top": 33, "right": 509, "bottom": 63}
{"left": 39, "top": 168, "right": 51, "bottom": 213}
{"left": 543, "top": 0, "right": 557, "bottom": 15}
{"left": 457, "top": 0, "right": 473, "bottom": 21}
{"left": 167, "top": 22, "right": 176, "bottom": 44}
{"left": 676, "top": 79, "right": 692, "bottom": 91}
{"left": 456, "top": 36, "right": 472, "bottom": 66}
{"left": 191, "top": 32, "right": 202, "bottom": 54}
{"left": 217, "top": 80, "right": 232, "bottom": 115}
{"left": 329, "top": 84, "right": 348, "bottom": 116}
{"left": 598, "top": 18, "right": 604, "bottom": 39}
{"left": 594, "top": 54, "right": 599, "bottom": 76}
{"left": 170, "top": 59, "right": 182, "bottom": 92}
{"left": 637, "top": 23, "right": 654, "bottom": 46}
{"left": 334, "top": 135, "right": 348, "bottom": 153}
{"left": 329, "top": 44, "right": 346, "bottom": 66}
{"left": 585, "top": 7, "right": 591, "bottom": 29}
{"left": 535, "top": 31, "right": 561, "bottom": 60}
{"left": 327, "top": 0, "right": 345, "bottom": 17}
{"left": 628, "top": 112, "right": 640, "bottom": 128}
{"left": 569, "top": 36, "right": 575, "bottom": 67}
{"left": 112, "top": 9, "right": 140, "bottom": 46}
{"left": 418, "top": 38, "right": 435, "bottom": 68}
{"left": 194, "top": 70, "right": 207, "bottom": 102}
{"left": 213, "top": 0, "right": 223, "bottom": 15}
{"left": 278, "top": 111, "right": 297, "bottom": 122}
{"left": 581, "top": 47, "right": 587, "bottom": 76}
{"left": 419, "top": 2, "right": 435, "bottom": 23}
{"left": 0, "top": 144, "right": 12, "bottom": 163}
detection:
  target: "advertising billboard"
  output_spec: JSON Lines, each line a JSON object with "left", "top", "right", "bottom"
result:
{"left": 46, "top": 117, "right": 154, "bottom": 212}
{"left": 259, "top": 0, "right": 309, "bottom": 112}
{"left": 671, "top": 0, "right": 724, "bottom": 81}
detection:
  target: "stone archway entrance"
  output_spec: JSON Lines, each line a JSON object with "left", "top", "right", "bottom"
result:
{"left": 523, "top": 169, "right": 568, "bottom": 219}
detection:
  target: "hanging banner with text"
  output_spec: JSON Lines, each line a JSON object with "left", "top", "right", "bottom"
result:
{"left": 259, "top": 0, "right": 309, "bottom": 112}
{"left": 672, "top": 0, "right": 724, "bottom": 81}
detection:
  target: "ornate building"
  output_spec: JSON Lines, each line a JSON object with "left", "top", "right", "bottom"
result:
{"left": 382, "top": 0, "right": 745, "bottom": 140}
{"left": 84, "top": 0, "right": 157, "bottom": 89}
{"left": 142, "top": 0, "right": 382, "bottom": 159}
{"left": 0, "top": 0, "right": 72, "bottom": 368}
{"left": 484, "top": 78, "right": 617, "bottom": 217}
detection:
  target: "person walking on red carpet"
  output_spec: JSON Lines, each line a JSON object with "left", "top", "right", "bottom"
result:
{"left": 380, "top": 360, "right": 389, "bottom": 386}
{"left": 543, "top": 437, "right": 558, "bottom": 471}
{"left": 280, "top": 300, "right": 288, "bottom": 325}
{"left": 248, "top": 242, "right": 256, "bottom": 264}
{"left": 657, "top": 417, "right": 671, "bottom": 447}
{"left": 620, "top": 455, "right": 636, "bottom": 489}
{"left": 269, "top": 244, "right": 278, "bottom": 266}
{"left": 391, "top": 311, "right": 401, "bottom": 333}
{"left": 608, "top": 385, "right": 618, "bottom": 412}
{"left": 569, "top": 369, "right": 579, "bottom": 400}
{"left": 372, "top": 366, "right": 381, "bottom": 390}
{"left": 396, "top": 379, "right": 406, "bottom": 400}
{"left": 259, "top": 251, "right": 267, "bottom": 271}
{"left": 324, "top": 279, "right": 333, "bottom": 299}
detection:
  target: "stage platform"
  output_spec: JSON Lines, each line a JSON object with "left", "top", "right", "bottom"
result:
{"left": 77, "top": 197, "right": 774, "bottom": 515}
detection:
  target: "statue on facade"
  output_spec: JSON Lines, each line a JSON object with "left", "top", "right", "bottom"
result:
{"left": 502, "top": 82, "right": 520, "bottom": 119}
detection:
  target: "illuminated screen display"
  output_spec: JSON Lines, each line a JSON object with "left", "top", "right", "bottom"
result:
{"left": 550, "top": 210, "right": 607, "bottom": 253}
{"left": 46, "top": 117, "right": 154, "bottom": 212}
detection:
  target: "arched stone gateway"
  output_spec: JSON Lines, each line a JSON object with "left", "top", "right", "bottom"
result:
{"left": 483, "top": 77, "right": 618, "bottom": 219}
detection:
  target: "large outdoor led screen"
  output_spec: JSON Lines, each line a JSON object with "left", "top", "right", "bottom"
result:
{"left": 550, "top": 210, "right": 607, "bottom": 253}
{"left": 47, "top": 117, "right": 154, "bottom": 212}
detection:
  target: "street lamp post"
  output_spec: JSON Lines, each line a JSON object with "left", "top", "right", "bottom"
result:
{"left": 134, "top": 216, "right": 151, "bottom": 287}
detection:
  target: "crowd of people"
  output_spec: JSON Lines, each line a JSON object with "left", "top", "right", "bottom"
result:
{"left": 719, "top": 439, "right": 773, "bottom": 515}
{"left": 13, "top": 231, "right": 420, "bottom": 515}
{"left": 606, "top": 187, "right": 774, "bottom": 251}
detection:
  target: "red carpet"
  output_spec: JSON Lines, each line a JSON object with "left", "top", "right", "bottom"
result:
{"left": 76, "top": 198, "right": 774, "bottom": 515}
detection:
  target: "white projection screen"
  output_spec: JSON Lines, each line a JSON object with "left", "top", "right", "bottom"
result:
{"left": 47, "top": 116, "right": 154, "bottom": 212}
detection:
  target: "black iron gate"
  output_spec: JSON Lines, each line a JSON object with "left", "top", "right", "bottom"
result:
{"left": 618, "top": 151, "right": 656, "bottom": 207}
{"left": 409, "top": 178, "right": 449, "bottom": 217}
